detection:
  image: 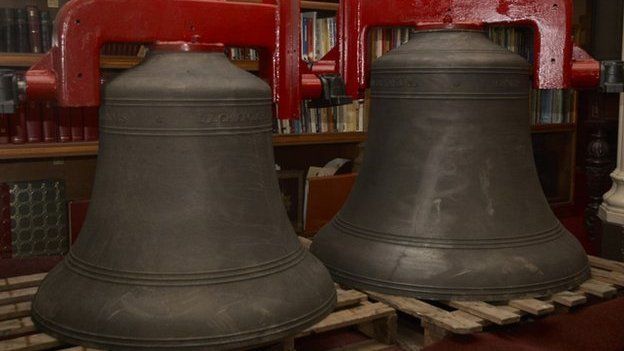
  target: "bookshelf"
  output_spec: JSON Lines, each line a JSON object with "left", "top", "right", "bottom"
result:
{"left": 0, "top": 132, "right": 367, "bottom": 160}
{"left": 0, "top": 52, "right": 260, "bottom": 71}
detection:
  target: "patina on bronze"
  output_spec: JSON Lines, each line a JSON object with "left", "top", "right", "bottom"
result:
{"left": 311, "top": 28, "right": 590, "bottom": 301}
{"left": 32, "top": 46, "right": 336, "bottom": 350}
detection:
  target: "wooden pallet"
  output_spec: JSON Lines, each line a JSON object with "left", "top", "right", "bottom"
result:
{"left": 362, "top": 255, "right": 624, "bottom": 347}
{"left": 0, "top": 273, "right": 397, "bottom": 351}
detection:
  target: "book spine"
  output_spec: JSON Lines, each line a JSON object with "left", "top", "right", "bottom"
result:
{"left": 42, "top": 101, "right": 57, "bottom": 142}
{"left": 16, "top": 9, "right": 29, "bottom": 53}
{"left": 40, "top": 10, "right": 51, "bottom": 52}
{"left": 57, "top": 107, "right": 72, "bottom": 142}
{"left": 26, "top": 6, "right": 42, "bottom": 53}
{"left": 26, "top": 101, "right": 42, "bottom": 142}
{"left": 83, "top": 107, "right": 99, "bottom": 141}
{"left": 70, "top": 107, "right": 84, "bottom": 141}
{"left": 2, "top": 8, "right": 16, "bottom": 52}
{"left": 9, "top": 103, "right": 26, "bottom": 144}
{"left": 301, "top": 16, "right": 307, "bottom": 60}
{"left": 0, "top": 114, "right": 9, "bottom": 144}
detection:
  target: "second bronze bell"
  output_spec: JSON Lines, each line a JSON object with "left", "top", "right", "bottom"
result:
{"left": 311, "top": 28, "right": 590, "bottom": 301}
{"left": 31, "top": 46, "right": 336, "bottom": 350}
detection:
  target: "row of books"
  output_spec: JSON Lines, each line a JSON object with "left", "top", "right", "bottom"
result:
{"left": 488, "top": 26, "right": 574, "bottom": 125}
{"left": 0, "top": 6, "right": 52, "bottom": 53}
{"left": 274, "top": 101, "right": 365, "bottom": 135}
{"left": 530, "top": 90, "right": 576, "bottom": 125}
{"left": 370, "top": 27, "right": 411, "bottom": 60}
{"left": 487, "top": 26, "right": 534, "bottom": 62}
{"left": 101, "top": 43, "right": 145, "bottom": 57}
{"left": 301, "top": 12, "right": 337, "bottom": 61}
{"left": 0, "top": 103, "right": 98, "bottom": 144}
{"left": 228, "top": 48, "right": 259, "bottom": 61}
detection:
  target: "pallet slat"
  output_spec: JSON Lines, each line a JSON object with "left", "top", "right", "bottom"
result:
{"left": 447, "top": 301, "right": 521, "bottom": 325}
{"left": 508, "top": 298, "right": 555, "bottom": 316}
{"left": 0, "top": 317, "right": 35, "bottom": 339}
{"left": 550, "top": 291, "right": 587, "bottom": 307}
{"left": 0, "top": 303, "right": 31, "bottom": 322}
{"left": 0, "top": 275, "right": 46, "bottom": 293}
{"left": 591, "top": 268, "right": 624, "bottom": 287}
{"left": 578, "top": 279, "right": 617, "bottom": 299}
{"left": 299, "top": 301, "right": 394, "bottom": 337}
{"left": 0, "top": 333, "right": 61, "bottom": 351}
{"left": 0, "top": 289, "right": 38, "bottom": 307}
{"left": 366, "top": 291, "right": 481, "bottom": 334}
{"left": 589, "top": 255, "right": 624, "bottom": 274}
{"left": 336, "top": 289, "right": 367, "bottom": 309}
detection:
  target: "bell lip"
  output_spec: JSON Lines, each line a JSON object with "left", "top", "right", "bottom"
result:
{"left": 150, "top": 41, "right": 226, "bottom": 53}
{"left": 31, "top": 292, "right": 336, "bottom": 350}
{"left": 415, "top": 23, "right": 485, "bottom": 32}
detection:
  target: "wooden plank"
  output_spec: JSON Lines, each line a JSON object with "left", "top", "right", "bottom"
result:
{"left": 0, "top": 288, "right": 38, "bottom": 307}
{"left": 578, "top": 279, "right": 618, "bottom": 299}
{"left": 0, "top": 303, "right": 31, "bottom": 322}
{"left": 591, "top": 268, "right": 624, "bottom": 287}
{"left": 365, "top": 291, "right": 481, "bottom": 334}
{"left": 498, "top": 305, "right": 526, "bottom": 316}
{"left": 300, "top": 0, "right": 339, "bottom": 11}
{"left": 588, "top": 255, "right": 624, "bottom": 274}
{"left": 0, "top": 275, "right": 46, "bottom": 292}
{"left": 447, "top": 301, "right": 521, "bottom": 325}
{"left": 298, "top": 237, "right": 312, "bottom": 250}
{"left": 0, "top": 333, "right": 61, "bottom": 351}
{"left": 273, "top": 132, "right": 367, "bottom": 147}
{"left": 298, "top": 302, "right": 394, "bottom": 337}
{"left": 508, "top": 299, "right": 555, "bottom": 316}
{"left": 449, "top": 310, "right": 489, "bottom": 326}
{"left": 336, "top": 289, "right": 367, "bottom": 309}
{"left": 0, "top": 317, "right": 36, "bottom": 339}
{"left": 357, "top": 312, "right": 397, "bottom": 345}
{"left": 550, "top": 291, "right": 587, "bottom": 307}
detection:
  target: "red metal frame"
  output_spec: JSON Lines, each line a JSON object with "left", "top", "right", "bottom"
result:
{"left": 25, "top": 0, "right": 600, "bottom": 119}
{"left": 336, "top": 0, "right": 600, "bottom": 98}
{"left": 25, "top": 0, "right": 307, "bottom": 120}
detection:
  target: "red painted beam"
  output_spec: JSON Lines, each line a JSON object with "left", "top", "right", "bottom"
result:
{"left": 25, "top": 0, "right": 306, "bottom": 120}
{"left": 338, "top": 0, "right": 583, "bottom": 98}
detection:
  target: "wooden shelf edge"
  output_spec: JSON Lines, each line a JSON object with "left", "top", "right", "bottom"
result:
{"left": 0, "top": 133, "right": 366, "bottom": 160}
{"left": 273, "top": 132, "right": 367, "bottom": 146}
{"left": 530, "top": 123, "right": 576, "bottom": 133}
{"left": 301, "top": 1, "right": 339, "bottom": 11}
{"left": 0, "top": 142, "right": 99, "bottom": 160}
{"left": 0, "top": 53, "right": 259, "bottom": 71}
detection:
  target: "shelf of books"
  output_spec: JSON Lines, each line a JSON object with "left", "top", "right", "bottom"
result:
{"left": 0, "top": 52, "right": 260, "bottom": 71}
{"left": 0, "top": 133, "right": 368, "bottom": 160}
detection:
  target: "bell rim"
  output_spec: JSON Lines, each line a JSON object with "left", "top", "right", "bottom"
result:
{"left": 326, "top": 264, "right": 591, "bottom": 301}
{"left": 31, "top": 289, "right": 336, "bottom": 350}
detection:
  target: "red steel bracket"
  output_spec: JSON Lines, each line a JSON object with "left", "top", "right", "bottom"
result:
{"left": 25, "top": 0, "right": 304, "bottom": 120}
{"left": 338, "top": 0, "right": 601, "bottom": 98}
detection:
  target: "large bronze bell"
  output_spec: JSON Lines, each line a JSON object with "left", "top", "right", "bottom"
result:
{"left": 32, "top": 45, "right": 336, "bottom": 350}
{"left": 311, "top": 28, "right": 590, "bottom": 301}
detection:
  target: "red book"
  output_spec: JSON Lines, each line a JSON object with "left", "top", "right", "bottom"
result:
{"left": 57, "top": 107, "right": 72, "bottom": 142}
{"left": 0, "top": 183, "right": 10, "bottom": 259}
{"left": 42, "top": 102, "right": 57, "bottom": 142}
{"left": 9, "top": 103, "right": 27, "bottom": 144}
{"left": 25, "top": 102, "right": 42, "bottom": 143}
{"left": 70, "top": 107, "right": 84, "bottom": 141}
{"left": 69, "top": 200, "right": 89, "bottom": 244}
{"left": 0, "top": 114, "right": 9, "bottom": 144}
{"left": 83, "top": 107, "right": 99, "bottom": 141}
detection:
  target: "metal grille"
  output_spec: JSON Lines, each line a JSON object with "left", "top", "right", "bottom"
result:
{"left": 0, "top": 184, "right": 10, "bottom": 258}
{"left": 9, "top": 180, "right": 69, "bottom": 257}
